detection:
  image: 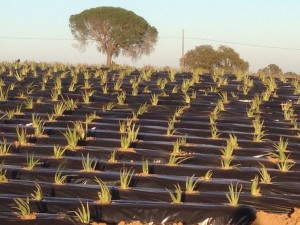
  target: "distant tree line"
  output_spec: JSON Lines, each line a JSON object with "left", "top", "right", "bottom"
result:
{"left": 182, "top": 45, "right": 249, "bottom": 72}
{"left": 258, "top": 64, "right": 298, "bottom": 76}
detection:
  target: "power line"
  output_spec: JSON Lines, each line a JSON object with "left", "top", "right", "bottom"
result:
{"left": 159, "top": 36, "right": 300, "bottom": 51}
{"left": 0, "top": 35, "right": 300, "bottom": 51}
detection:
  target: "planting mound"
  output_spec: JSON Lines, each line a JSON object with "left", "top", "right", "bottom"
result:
{"left": 0, "top": 62, "right": 299, "bottom": 224}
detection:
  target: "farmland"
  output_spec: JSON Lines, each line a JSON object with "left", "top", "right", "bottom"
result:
{"left": 0, "top": 61, "right": 299, "bottom": 224}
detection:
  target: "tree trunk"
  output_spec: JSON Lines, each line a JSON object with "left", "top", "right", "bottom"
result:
{"left": 106, "top": 49, "right": 113, "bottom": 67}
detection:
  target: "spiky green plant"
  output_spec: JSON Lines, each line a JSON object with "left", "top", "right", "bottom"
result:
{"left": 0, "top": 138, "right": 11, "bottom": 155}
{"left": 12, "top": 197, "right": 36, "bottom": 220}
{"left": 168, "top": 155, "right": 189, "bottom": 166}
{"left": 120, "top": 133, "right": 131, "bottom": 150}
{"left": 127, "top": 123, "right": 140, "bottom": 142}
{"left": 53, "top": 145, "right": 66, "bottom": 159}
{"left": 137, "top": 102, "right": 149, "bottom": 115}
{"left": 5, "top": 109, "right": 15, "bottom": 120}
{"left": 62, "top": 127, "right": 79, "bottom": 150}
{"left": 50, "top": 89, "right": 59, "bottom": 101}
{"left": 273, "top": 137, "right": 288, "bottom": 152}
{"left": 113, "top": 78, "right": 123, "bottom": 91}
{"left": 251, "top": 175, "right": 261, "bottom": 197}
{"left": 102, "top": 102, "right": 115, "bottom": 112}
{"left": 63, "top": 97, "right": 78, "bottom": 111}
{"left": 31, "top": 183, "right": 43, "bottom": 201}
{"left": 174, "top": 105, "right": 189, "bottom": 117}
{"left": 150, "top": 93, "right": 159, "bottom": 106}
{"left": 168, "top": 69, "right": 177, "bottom": 82}
{"left": 221, "top": 157, "right": 238, "bottom": 170}
{"left": 185, "top": 175, "right": 199, "bottom": 193}
{"left": 220, "top": 144, "right": 234, "bottom": 159}
{"left": 94, "top": 177, "right": 111, "bottom": 204}
{"left": 183, "top": 93, "right": 191, "bottom": 104}
{"left": 172, "top": 85, "right": 179, "bottom": 93}
{"left": 72, "top": 201, "right": 90, "bottom": 224}
{"left": 117, "top": 91, "right": 126, "bottom": 105}
{"left": 171, "top": 139, "right": 182, "bottom": 155}
{"left": 24, "top": 98, "right": 34, "bottom": 109}
{"left": 228, "top": 133, "right": 238, "bottom": 149}
{"left": 259, "top": 164, "right": 272, "bottom": 184}
{"left": 25, "top": 154, "right": 40, "bottom": 170}
{"left": 210, "top": 124, "right": 220, "bottom": 139}
{"left": 167, "top": 184, "right": 182, "bottom": 204}
{"left": 54, "top": 165, "right": 68, "bottom": 185}
{"left": 166, "top": 120, "right": 176, "bottom": 136}
{"left": 181, "top": 79, "right": 191, "bottom": 93}
{"left": 81, "top": 153, "right": 97, "bottom": 172}
{"left": 31, "top": 114, "right": 45, "bottom": 137}
{"left": 226, "top": 183, "right": 242, "bottom": 207}
{"left": 219, "top": 91, "right": 229, "bottom": 104}
{"left": 200, "top": 170, "right": 213, "bottom": 181}
{"left": 0, "top": 86, "right": 9, "bottom": 101}
{"left": 120, "top": 167, "right": 134, "bottom": 189}
{"left": 73, "top": 120, "right": 87, "bottom": 141}
{"left": 108, "top": 149, "right": 117, "bottom": 163}
{"left": 53, "top": 102, "right": 66, "bottom": 115}
{"left": 81, "top": 89, "right": 95, "bottom": 104}
{"left": 141, "top": 157, "right": 149, "bottom": 175}
{"left": 157, "top": 77, "right": 167, "bottom": 90}
{"left": 16, "top": 127, "right": 27, "bottom": 146}
{"left": 0, "top": 162, "right": 8, "bottom": 182}
{"left": 277, "top": 156, "right": 294, "bottom": 172}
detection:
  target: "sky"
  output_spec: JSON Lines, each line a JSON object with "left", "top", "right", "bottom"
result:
{"left": 0, "top": 0, "right": 300, "bottom": 73}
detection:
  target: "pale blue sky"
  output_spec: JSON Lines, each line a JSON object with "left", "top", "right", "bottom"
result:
{"left": 0, "top": 0, "right": 300, "bottom": 73}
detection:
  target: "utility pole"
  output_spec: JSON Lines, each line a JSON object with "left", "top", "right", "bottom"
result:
{"left": 181, "top": 29, "right": 185, "bottom": 69}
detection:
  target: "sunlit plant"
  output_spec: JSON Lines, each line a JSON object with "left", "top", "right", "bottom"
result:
{"left": 226, "top": 183, "right": 242, "bottom": 207}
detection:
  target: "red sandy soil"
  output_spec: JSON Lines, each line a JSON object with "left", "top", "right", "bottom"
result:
{"left": 92, "top": 209, "right": 300, "bottom": 225}
{"left": 252, "top": 208, "right": 300, "bottom": 225}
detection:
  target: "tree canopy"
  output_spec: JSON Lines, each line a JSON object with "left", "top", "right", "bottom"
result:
{"left": 69, "top": 7, "right": 158, "bottom": 66}
{"left": 182, "top": 45, "right": 249, "bottom": 72}
{"left": 258, "top": 64, "right": 283, "bottom": 76}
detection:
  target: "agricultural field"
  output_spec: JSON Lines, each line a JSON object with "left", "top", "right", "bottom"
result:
{"left": 0, "top": 61, "right": 299, "bottom": 224}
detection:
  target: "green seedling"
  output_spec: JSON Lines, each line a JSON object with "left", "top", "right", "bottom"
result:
{"left": 251, "top": 175, "right": 261, "bottom": 197}
{"left": 277, "top": 156, "right": 294, "bottom": 172}
{"left": 200, "top": 170, "right": 213, "bottom": 181}
{"left": 168, "top": 155, "right": 190, "bottom": 166}
{"left": 141, "top": 157, "right": 149, "bottom": 175}
{"left": 94, "top": 177, "right": 111, "bottom": 204}
{"left": 72, "top": 201, "right": 90, "bottom": 224}
{"left": 226, "top": 183, "right": 242, "bottom": 207}
{"left": 0, "top": 162, "right": 8, "bottom": 182}
{"left": 54, "top": 165, "right": 68, "bottom": 185}
{"left": 62, "top": 127, "right": 79, "bottom": 150}
{"left": 53, "top": 145, "right": 66, "bottom": 159}
{"left": 81, "top": 153, "right": 97, "bottom": 172}
{"left": 259, "top": 164, "right": 272, "bottom": 184}
{"left": 167, "top": 184, "right": 182, "bottom": 204}
{"left": 16, "top": 127, "right": 27, "bottom": 146}
{"left": 31, "top": 183, "right": 43, "bottom": 201}
{"left": 25, "top": 154, "right": 40, "bottom": 170}
{"left": 120, "top": 167, "right": 134, "bottom": 189}
{"left": 12, "top": 197, "right": 36, "bottom": 220}
{"left": 185, "top": 174, "right": 199, "bottom": 193}
{"left": 150, "top": 93, "right": 159, "bottom": 106}
{"left": 0, "top": 138, "right": 11, "bottom": 155}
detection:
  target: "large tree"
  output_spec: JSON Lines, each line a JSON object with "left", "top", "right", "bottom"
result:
{"left": 69, "top": 7, "right": 158, "bottom": 66}
{"left": 182, "top": 45, "right": 218, "bottom": 71}
{"left": 216, "top": 45, "right": 249, "bottom": 72}
{"left": 258, "top": 64, "right": 283, "bottom": 76}
{"left": 182, "top": 45, "right": 249, "bottom": 72}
